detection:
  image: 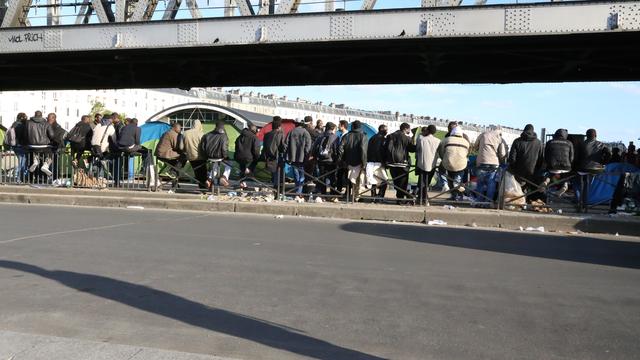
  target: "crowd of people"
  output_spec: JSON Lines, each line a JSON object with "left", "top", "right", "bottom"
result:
{"left": 2, "top": 111, "right": 146, "bottom": 182}
{"left": 3, "top": 111, "right": 639, "bottom": 208}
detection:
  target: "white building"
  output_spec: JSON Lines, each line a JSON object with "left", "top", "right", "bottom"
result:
{"left": 0, "top": 87, "right": 521, "bottom": 144}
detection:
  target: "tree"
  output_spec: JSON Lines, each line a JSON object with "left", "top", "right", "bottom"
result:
{"left": 89, "top": 100, "right": 106, "bottom": 118}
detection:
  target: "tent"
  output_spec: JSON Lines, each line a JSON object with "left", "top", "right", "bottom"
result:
{"left": 347, "top": 122, "right": 376, "bottom": 139}
{"left": 256, "top": 119, "right": 297, "bottom": 141}
{"left": 587, "top": 162, "right": 640, "bottom": 205}
{"left": 140, "top": 121, "right": 171, "bottom": 151}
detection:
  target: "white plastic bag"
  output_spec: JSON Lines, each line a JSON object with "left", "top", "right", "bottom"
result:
{"left": 503, "top": 171, "right": 526, "bottom": 206}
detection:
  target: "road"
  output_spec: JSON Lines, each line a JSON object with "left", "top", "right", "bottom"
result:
{"left": 0, "top": 204, "right": 639, "bottom": 360}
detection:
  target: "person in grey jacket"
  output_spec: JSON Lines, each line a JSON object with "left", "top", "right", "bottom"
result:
{"left": 285, "top": 120, "right": 312, "bottom": 195}
{"left": 415, "top": 125, "right": 441, "bottom": 203}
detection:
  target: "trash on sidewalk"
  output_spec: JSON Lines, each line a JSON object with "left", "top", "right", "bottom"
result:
{"left": 126, "top": 206, "right": 145, "bottom": 210}
{"left": 315, "top": 197, "right": 323, "bottom": 203}
{"left": 427, "top": 219, "right": 447, "bottom": 226}
{"left": 520, "top": 226, "right": 545, "bottom": 233}
{"left": 274, "top": 215, "right": 284, "bottom": 219}
{"left": 443, "top": 205, "right": 456, "bottom": 210}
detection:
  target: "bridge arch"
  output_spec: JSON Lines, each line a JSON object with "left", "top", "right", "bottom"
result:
{"left": 146, "top": 102, "right": 250, "bottom": 130}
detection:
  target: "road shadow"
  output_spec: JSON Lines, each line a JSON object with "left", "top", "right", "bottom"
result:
{"left": 0, "top": 260, "right": 387, "bottom": 360}
{"left": 339, "top": 223, "right": 640, "bottom": 269}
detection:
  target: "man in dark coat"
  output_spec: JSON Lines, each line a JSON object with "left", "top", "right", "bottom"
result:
{"left": 234, "top": 125, "right": 260, "bottom": 177}
{"left": 67, "top": 115, "right": 94, "bottom": 165}
{"left": 262, "top": 116, "right": 285, "bottom": 188}
{"left": 200, "top": 121, "right": 231, "bottom": 187}
{"left": 509, "top": 124, "right": 544, "bottom": 182}
{"left": 385, "top": 122, "right": 416, "bottom": 201}
{"left": 312, "top": 122, "right": 339, "bottom": 195}
{"left": 576, "top": 129, "right": 611, "bottom": 210}
{"left": 285, "top": 120, "right": 312, "bottom": 195}
{"left": 338, "top": 121, "right": 368, "bottom": 201}
{"left": 543, "top": 128, "right": 574, "bottom": 196}
{"left": 367, "top": 124, "right": 388, "bottom": 199}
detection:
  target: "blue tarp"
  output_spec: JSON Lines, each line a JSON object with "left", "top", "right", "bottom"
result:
{"left": 347, "top": 122, "right": 376, "bottom": 139}
{"left": 588, "top": 163, "right": 640, "bottom": 205}
{"left": 140, "top": 121, "right": 171, "bottom": 144}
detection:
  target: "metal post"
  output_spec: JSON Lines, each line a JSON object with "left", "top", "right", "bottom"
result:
{"left": 47, "top": 0, "right": 60, "bottom": 26}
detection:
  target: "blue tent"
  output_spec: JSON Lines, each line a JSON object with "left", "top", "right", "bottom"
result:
{"left": 140, "top": 121, "right": 171, "bottom": 146}
{"left": 588, "top": 163, "right": 640, "bottom": 205}
{"left": 347, "top": 122, "right": 376, "bottom": 138}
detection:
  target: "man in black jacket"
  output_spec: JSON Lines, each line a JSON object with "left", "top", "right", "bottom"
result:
{"left": 114, "top": 118, "right": 150, "bottom": 185}
{"left": 576, "top": 129, "right": 611, "bottom": 210}
{"left": 262, "top": 116, "right": 285, "bottom": 188}
{"left": 47, "top": 113, "right": 67, "bottom": 180}
{"left": 201, "top": 121, "right": 231, "bottom": 187}
{"left": 338, "top": 121, "right": 368, "bottom": 201}
{"left": 543, "top": 128, "right": 574, "bottom": 196}
{"left": 68, "top": 115, "right": 94, "bottom": 165}
{"left": 386, "top": 123, "right": 416, "bottom": 201}
{"left": 366, "top": 124, "right": 388, "bottom": 199}
{"left": 312, "top": 122, "right": 339, "bottom": 196}
{"left": 235, "top": 125, "right": 260, "bottom": 177}
{"left": 508, "top": 124, "right": 544, "bottom": 201}
{"left": 26, "top": 111, "right": 56, "bottom": 177}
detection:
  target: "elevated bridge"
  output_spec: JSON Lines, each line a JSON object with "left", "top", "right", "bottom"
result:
{"left": 1, "top": 1, "right": 639, "bottom": 90}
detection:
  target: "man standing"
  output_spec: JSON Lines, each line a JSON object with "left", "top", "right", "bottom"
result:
{"left": 438, "top": 126, "right": 470, "bottom": 201}
{"left": 5, "top": 113, "right": 28, "bottom": 182}
{"left": 285, "top": 119, "right": 313, "bottom": 197}
{"left": 474, "top": 128, "right": 507, "bottom": 202}
{"left": 200, "top": 121, "right": 231, "bottom": 187}
{"left": 315, "top": 119, "right": 324, "bottom": 135}
{"left": 415, "top": 125, "right": 441, "bottom": 203}
{"left": 183, "top": 120, "right": 207, "bottom": 189}
{"left": 338, "top": 121, "right": 368, "bottom": 201}
{"left": 90, "top": 115, "right": 117, "bottom": 178}
{"left": 366, "top": 124, "right": 389, "bottom": 200}
{"left": 26, "top": 110, "right": 56, "bottom": 177}
{"left": 234, "top": 124, "right": 261, "bottom": 177}
{"left": 155, "top": 122, "right": 185, "bottom": 187}
{"left": 385, "top": 123, "right": 416, "bottom": 201}
{"left": 262, "top": 116, "right": 285, "bottom": 188}
{"left": 312, "top": 122, "right": 339, "bottom": 196}
{"left": 335, "top": 120, "right": 350, "bottom": 193}
{"left": 508, "top": 124, "right": 544, "bottom": 200}
{"left": 90, "top": 113, "right": 102, "bottom": 130}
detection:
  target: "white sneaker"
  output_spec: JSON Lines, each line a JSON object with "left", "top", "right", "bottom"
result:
{"left": 40, "top": 163, "right": 53, "bottom": 177}
{"left": 29, "top": 159, "right": 40, "bottom": 173}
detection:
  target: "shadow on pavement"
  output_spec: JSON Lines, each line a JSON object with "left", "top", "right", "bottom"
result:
{"left": 340, "top": 223, "right": 640, "bottom": 269}
{"left": 0, "top": 260, "right": 387, "bottom": 360}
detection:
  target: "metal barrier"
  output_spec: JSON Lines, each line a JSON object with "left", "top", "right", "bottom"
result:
{"left": 497, "top": 169, "right": 627, "bottom": 214}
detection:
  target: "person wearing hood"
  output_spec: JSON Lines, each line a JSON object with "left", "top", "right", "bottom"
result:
{"left": 385, "top": 123, "right": 416, "bottom": 201}
{"left": 415, "top": 125, "right": 441, "bottom": 203}
{"left": 508, "top": 124, "right": 544, "bottom": 183}
{"left": 235, "top": 124, "right": 261, "bottom": 177}
{"left": 338, "top": 120, "right": 368, "bottom": 201}
{"left": 67, "top": 115, "right": 94, "bottom": 166}
{"left": 366, "top": 124, "right": 389, "bottom": 200}
{"left": 26, "top": 110, "right": 56, "bottom": 177}
{"left": 284, "top": 119, "right": 313, "bottom": 196}
{"left": 543, "top": 128, "right": 574, "bottom": 197}
{"left": 183, "top": 119, "right": 207, "bottom": 189}
{"left": 438, "top": 126, "right": 470, "bottom": 201}
{"left": 474, "top": 128, "right": 507, "bottom": 202}
{"left": 200, "top": 121, "right": 231, "bottom": 187}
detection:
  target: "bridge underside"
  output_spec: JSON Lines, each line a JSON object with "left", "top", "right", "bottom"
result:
{"left": 2, "top": 30, "right": 639, "bottom": 90}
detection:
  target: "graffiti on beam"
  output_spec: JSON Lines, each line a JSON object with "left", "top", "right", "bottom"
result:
{"left": 8, "top": 32, "right": 44, "bottom": 44}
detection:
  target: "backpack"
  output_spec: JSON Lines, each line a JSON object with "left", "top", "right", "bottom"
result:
{"left": 314, "top": 135, "right": 334, "bottom": 162}
{"left": 3, "top": 127, "right": 16, "bottom": 148}
{"left": 67, "top": 124, "right": 86, "bottom": 145}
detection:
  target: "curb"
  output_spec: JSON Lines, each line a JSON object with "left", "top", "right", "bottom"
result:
{"left": 0, "top": 189, "right": 638, "bottom": 236}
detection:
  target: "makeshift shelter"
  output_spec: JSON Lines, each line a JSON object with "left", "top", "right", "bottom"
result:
{"left": 587, "top": 163, "right": 640, "bottom": 205}
{"left": 256, "top": 119, "right": 297, "bottom": 141}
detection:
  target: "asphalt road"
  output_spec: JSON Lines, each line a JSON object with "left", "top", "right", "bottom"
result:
{"left": 0, "top": 204, "right": 639, "bottom": 360}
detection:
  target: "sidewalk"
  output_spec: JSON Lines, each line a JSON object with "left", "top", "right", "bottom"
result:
{"left": 0, "top": 185, "right": 638, "bottom": 236}
{"left": 0, "top": 330, "right": 238, "bottom": 360}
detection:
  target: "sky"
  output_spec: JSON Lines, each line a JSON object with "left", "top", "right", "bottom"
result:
{"left": 232, "top": 82, "right": 640, "bottom": 143}
{"left": 23, "top": 0, "right": 640, "bottom": 142}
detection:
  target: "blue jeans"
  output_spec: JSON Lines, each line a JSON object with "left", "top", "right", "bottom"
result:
{"left": 447, "top": 170, "right": 465, "bottom": 198}
{"left": 13, "top": 146, "right": 27, "bottom": 182}
{"left": 292, "top": 163, "right": 305, "bottom": 194}
{"left": 476, "top": 165, "right": 499, "bottom": 202}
